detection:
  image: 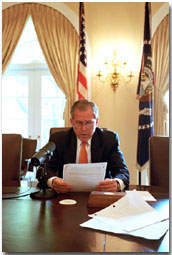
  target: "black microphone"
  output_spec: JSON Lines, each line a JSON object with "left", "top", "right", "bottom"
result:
{"left": 31, "top": 141, "right": 56, "bottom": 166}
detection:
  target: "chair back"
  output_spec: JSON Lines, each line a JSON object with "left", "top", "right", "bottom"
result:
{"left": 2, "top": 134, "right": 22, "bottom": 186}
{"left": 50, "top": 127, "right": 107, "bottom": 136}
{"left": 149, "top": 136, "right": 169, "bottom": 189}
{"left": 21, "top": 138, "right": 37, "bottom": 173}
{"left": 50, "top": 127, "right": 70, "bottom": 136}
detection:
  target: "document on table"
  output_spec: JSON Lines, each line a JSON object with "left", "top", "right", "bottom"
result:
{"left": 80, "top": 190, "right": 169, "bottom": 240}
{"left": 63, "top": 162, "right": 107, "bottom": 191}
{"left": 126, "top": 190, "right": 157, "bottom": 201}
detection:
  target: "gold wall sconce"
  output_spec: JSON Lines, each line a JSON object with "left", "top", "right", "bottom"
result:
{"left": 96, "top": 50, "right": 134, "bottom": 92}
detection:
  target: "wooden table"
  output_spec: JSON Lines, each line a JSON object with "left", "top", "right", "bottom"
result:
{"left": 2, "top": 185, "right": 169, "bottom": 253}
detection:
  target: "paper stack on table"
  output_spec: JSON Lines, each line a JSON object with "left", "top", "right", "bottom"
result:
{"left": 80, "top": 190, "right": 169, "bottom": 240}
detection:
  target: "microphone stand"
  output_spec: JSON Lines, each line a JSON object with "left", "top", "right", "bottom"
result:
{"left": 30, "top": 153, "right": 58, "bottom": 199}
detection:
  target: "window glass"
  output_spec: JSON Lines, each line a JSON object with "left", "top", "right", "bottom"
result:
{"left": 41, "top": 75, "right": 66, "bottom": 146}
{"left": 2, "top": 73, "right": 28, "bottom": 137}
{"left": 2, "top": 16, "right": 65, "bottom": 148}
{"left": 2, "top": 75, "right": 28, "bottom": 97}
{"left": 10, "top": 16, "right": 46, "bottom": 65}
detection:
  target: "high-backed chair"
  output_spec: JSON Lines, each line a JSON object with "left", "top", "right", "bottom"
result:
{"left": 149, "top": 136, "right": 169, "bottom": 190}
{"left": 50, "top": 127, "right": 107, "bottom": 136}
{"left": 50, "top": 127, "right": 70, "bottom": 136}
{"left": 2, "top": 134, "right": 22, "bottom": 186}
{"left": 21, "top": 138, "right": 37, "bottom": 178}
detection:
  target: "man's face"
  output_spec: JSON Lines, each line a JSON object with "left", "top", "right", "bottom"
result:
{"left": 71, "top": 106, "right": 99, "bottom": 142}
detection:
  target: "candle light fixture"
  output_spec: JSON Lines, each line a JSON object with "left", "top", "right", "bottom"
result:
{"left": 96, "top": 50, "right": 134, "bottom": 92}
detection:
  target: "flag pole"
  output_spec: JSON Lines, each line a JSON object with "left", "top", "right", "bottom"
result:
{"left": 138, "top": 171, "right": 141, "bottom": 185}
{"left": 77, "top": 2, "right": 88, "bottom": 100}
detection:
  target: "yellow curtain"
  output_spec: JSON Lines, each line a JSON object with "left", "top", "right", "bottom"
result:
{"left": 2, "top": 3, "right": 79, "bottom": 125}
{"left": 31, "top": 3, "right": 79, "bottom": 126}
{"left": 2, "top": 4, "right": 30, "bottom": 74}
{"left": 152, "top": 14, "right": 169, "bottom": 135}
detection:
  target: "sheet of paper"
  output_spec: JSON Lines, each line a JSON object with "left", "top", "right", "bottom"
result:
{"left": 126, "top": 190, "right": 157, "bottom": 201}
{"left": 63, "top": 162, "right": 107, "bottom": 191}
{"left": 80, "top": 217, "right": 169, "bottom": 240}
{"left": 81, "top": 190, "right": 169, "bottom": 239}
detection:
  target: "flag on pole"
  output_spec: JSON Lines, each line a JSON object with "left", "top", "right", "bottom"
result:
{"left": 136, "top": 2, "right": 154, "bottom": 171}
{"left": 77, "top": 2, "right": 88, "bottom": 100}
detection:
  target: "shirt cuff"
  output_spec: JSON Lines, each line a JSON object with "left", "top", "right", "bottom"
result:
{"left": 47, "top": 176, "right": 57, "bottom": 188}
{"left": 114, "top": 178, "right": 126, "bottom": 191}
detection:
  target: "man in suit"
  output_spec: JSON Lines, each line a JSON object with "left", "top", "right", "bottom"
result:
{"left": 40, "top": 99, "right": 129, "bottom": 193}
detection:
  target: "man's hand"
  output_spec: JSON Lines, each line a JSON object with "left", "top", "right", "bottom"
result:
{"left": 96, "top": 179, "right": 120, "bottom": 192}
{"left": 52, "top": 177, "right": 72, "bottom": 193}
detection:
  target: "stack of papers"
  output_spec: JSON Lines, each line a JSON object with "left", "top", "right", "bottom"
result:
{"left": 80, "top": 190, "right": 169, "bottom": 240}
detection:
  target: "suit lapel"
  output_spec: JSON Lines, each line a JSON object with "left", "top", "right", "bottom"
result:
{"left": 64, "top": 129, "right": 77, "bottom": 164}
{"left": 91, "top": 128, "right": 104, "bottom": 163}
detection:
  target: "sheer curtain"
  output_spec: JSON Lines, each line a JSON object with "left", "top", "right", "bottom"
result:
{"left": 2, "top": 3, "right": 79, "bottom": 125}
{"left": 152, "top": 14, "right": 169, "bottom": 135}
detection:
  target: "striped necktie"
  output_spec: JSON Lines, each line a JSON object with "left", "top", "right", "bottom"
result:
{"left": 79, "top": 142, "right": 88, "bottom": 163}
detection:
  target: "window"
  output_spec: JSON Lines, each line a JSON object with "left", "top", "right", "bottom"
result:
{"left": 2, "top": 16, "right": 66, "bottom": 148}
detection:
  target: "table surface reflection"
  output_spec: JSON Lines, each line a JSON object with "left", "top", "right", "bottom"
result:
{"left": 2, "top": 184, "right": 169, "bottom": 253}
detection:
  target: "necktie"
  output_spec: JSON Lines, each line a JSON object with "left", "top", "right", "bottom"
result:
{"left": 79, "top": 142, "right": 88, "bottom": 163}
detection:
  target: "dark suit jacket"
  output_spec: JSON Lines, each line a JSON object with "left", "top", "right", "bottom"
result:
{"left": 39, "top": 127, "right": 129, "bottom": 189}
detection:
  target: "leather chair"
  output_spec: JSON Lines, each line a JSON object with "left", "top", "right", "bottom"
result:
{"left": 50, "top": 127, "right": 70, "bottom": 136}
{"left": 2, "top": 134, "right": 22, "bottom": 186}
{"left": 21, "top": 138, "right": 37, "bottom": 178}
{"left": 149, "top": 136, "right": 169, "bottom": 189}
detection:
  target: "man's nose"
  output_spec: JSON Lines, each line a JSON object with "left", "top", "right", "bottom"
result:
{"left": 81, "top": 123, "right": 87, "bottom": 131}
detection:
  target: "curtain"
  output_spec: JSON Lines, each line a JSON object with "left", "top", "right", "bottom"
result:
{"left": 31, "top": 4, "right": 79, "bottom": 126}
{"left": 2, "top": 4, "right": 30, "bottom": 74}
{"left": 152, "top": 14, "right": 169, "bottom": 135}
{"left": 2, "top": 3, "right": 79, "bottom": 125}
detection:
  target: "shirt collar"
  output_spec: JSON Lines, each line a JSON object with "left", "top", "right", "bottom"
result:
{"left": 77, "top": 137, "right": 91, "bottom": 147}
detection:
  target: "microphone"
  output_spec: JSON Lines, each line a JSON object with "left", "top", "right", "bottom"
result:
{"left": 31, "top": 141, "right": 56, "bottom": 166}
{"left": 30, "top": 141, "right": 57, "bottom": 199}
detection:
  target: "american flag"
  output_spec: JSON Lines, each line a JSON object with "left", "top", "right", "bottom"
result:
{"left": 77, "top": 2, "right": 88, "bottom": 99}
{"left": 136, "top": 2, "right": 154, "bottom": 173}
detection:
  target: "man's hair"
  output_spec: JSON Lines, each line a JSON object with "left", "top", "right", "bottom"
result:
{"left": 70, "top": 99, "right": 99, "bottom": 119}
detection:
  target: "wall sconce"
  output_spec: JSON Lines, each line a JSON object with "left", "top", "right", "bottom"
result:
{"left": 96, "top": 50, "right": 134, "bottom": 92}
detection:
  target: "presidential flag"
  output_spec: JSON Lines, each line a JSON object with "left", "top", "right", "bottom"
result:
{"left": 136, "top": 2, "right": 154, "bottom": 171}
{"left": 77, "top": 2, "right": 88, "bottom": 99}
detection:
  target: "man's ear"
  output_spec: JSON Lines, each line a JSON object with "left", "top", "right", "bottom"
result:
{"left": 96, "top": 118, "right": 99, "bottom": 126}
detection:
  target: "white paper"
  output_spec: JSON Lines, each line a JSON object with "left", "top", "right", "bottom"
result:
{"left": 63, "top": 162, "right": 107, "bottom": 191}
{"left": 126, "top": 190, "right": 157, "bottom": 201}
{"left": 89, "top": 191, "right": 169, "bottom": 231}
{"left": 81, "top": 190, "right": 169, "bottom": 240}
{"left": 80, "top": 217, "right": 169, "bottom": 240}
